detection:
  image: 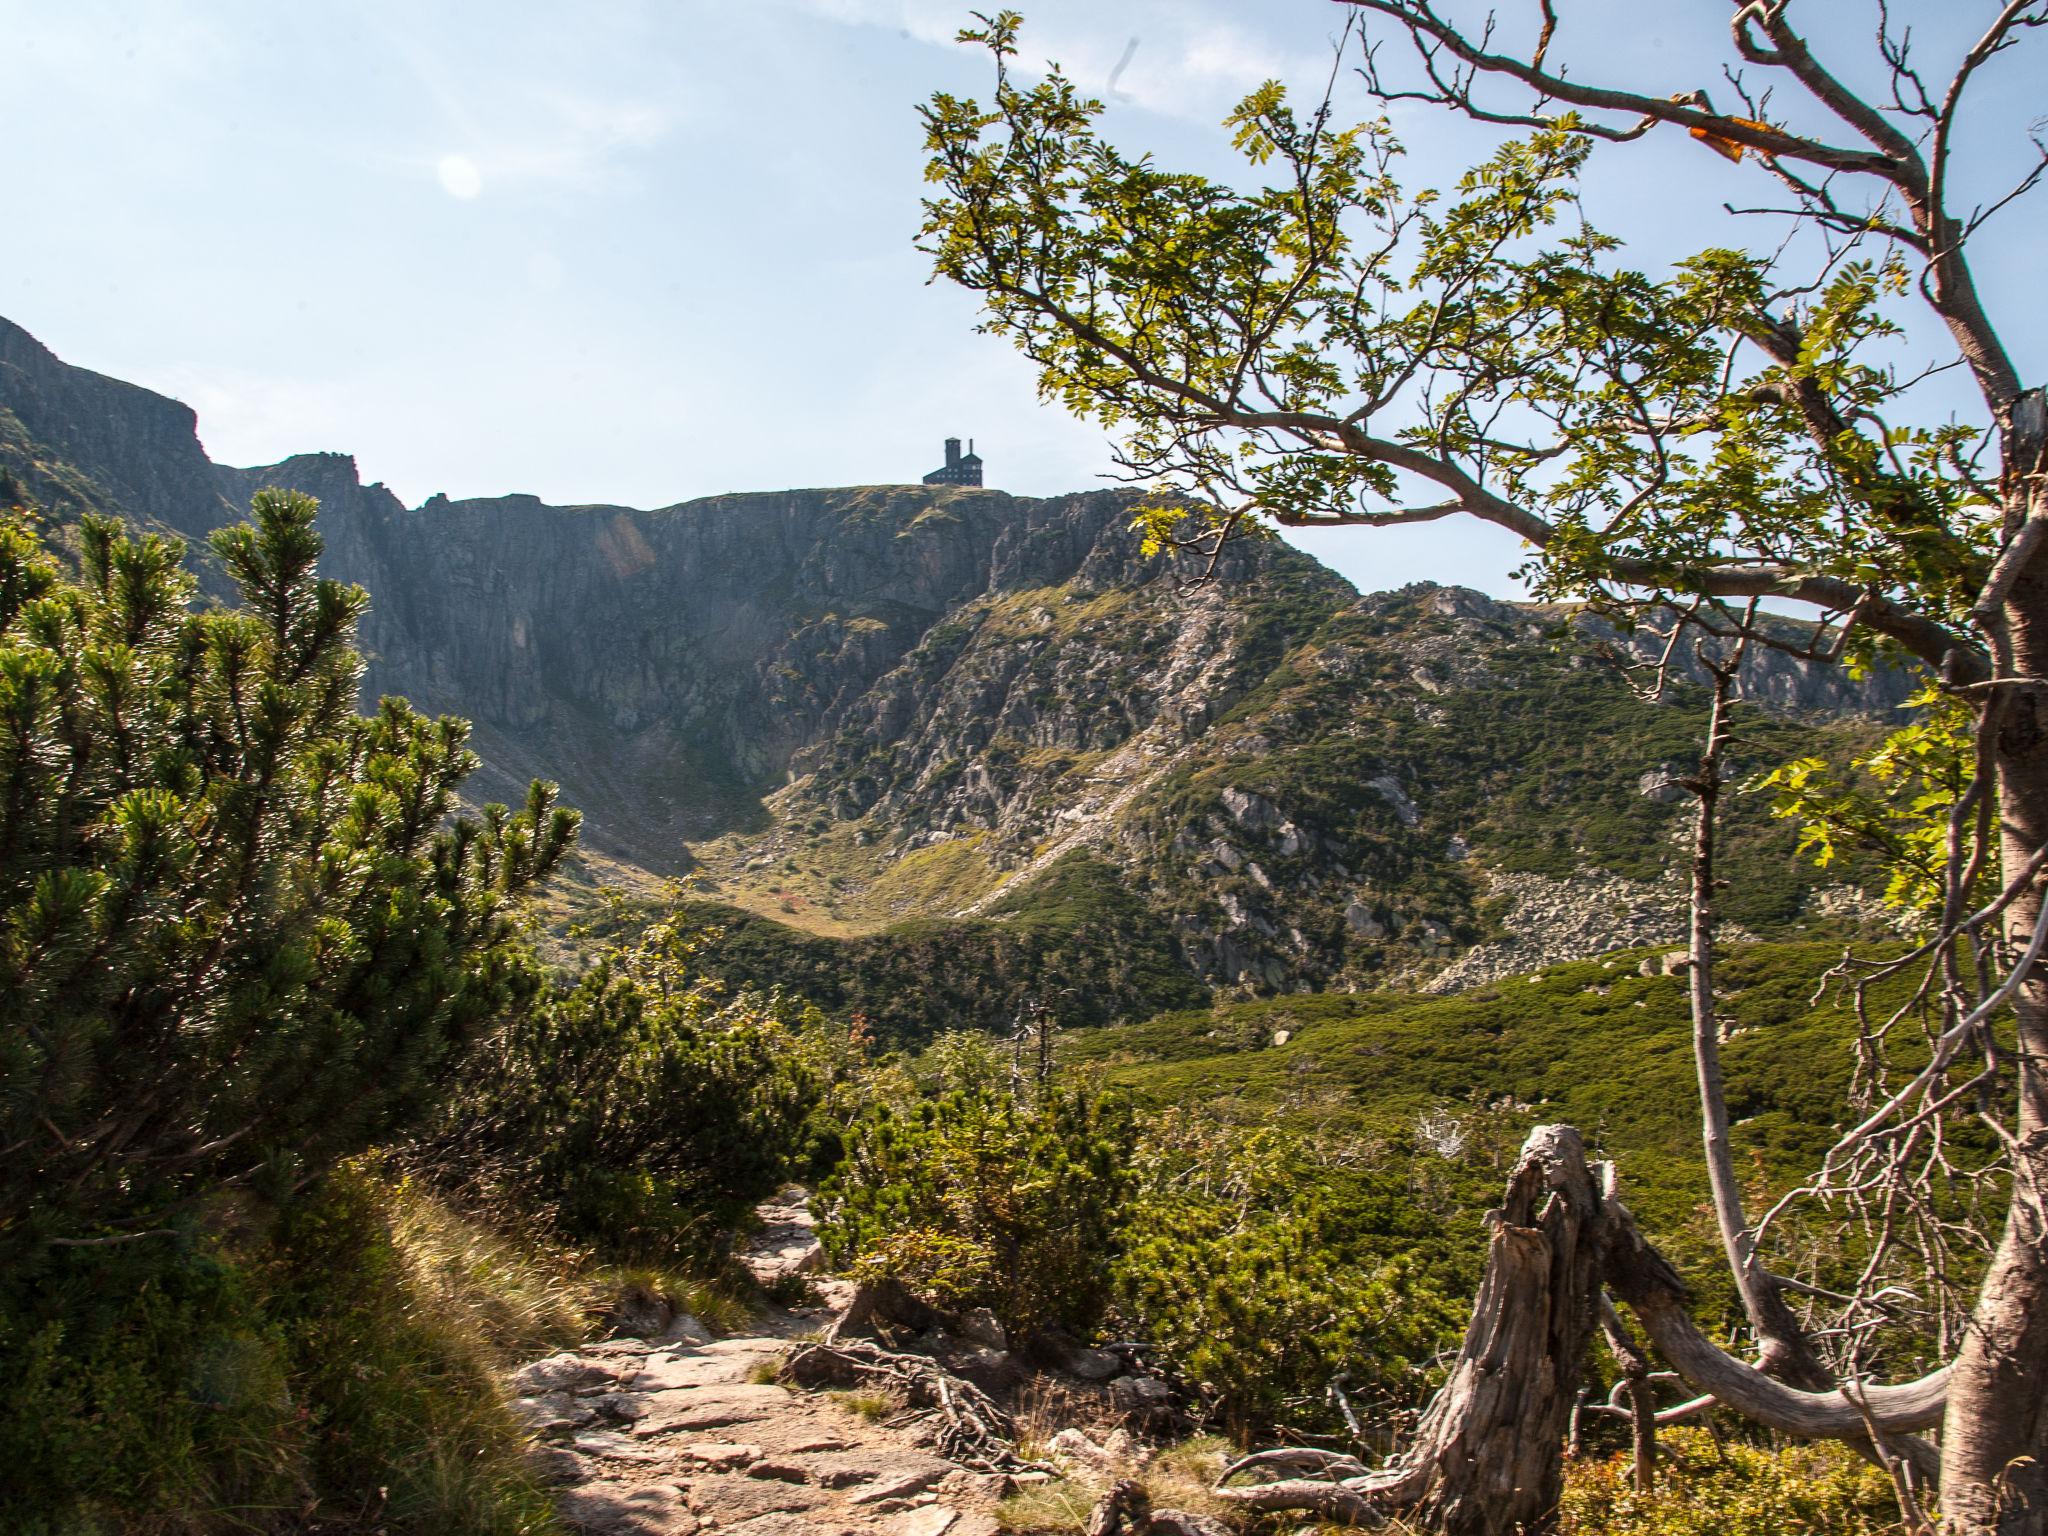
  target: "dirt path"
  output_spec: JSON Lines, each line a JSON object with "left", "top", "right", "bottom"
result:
{"left": 508, "top": 1193, "right": 1017, "bottom": 1536}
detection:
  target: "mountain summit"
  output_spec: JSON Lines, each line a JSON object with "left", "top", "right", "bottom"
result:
{"left": 0, "top": 316, "right": 1909, "bottom": 1008}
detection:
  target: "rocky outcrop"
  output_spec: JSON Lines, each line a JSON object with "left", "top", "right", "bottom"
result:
{"left": 0, "top": 314, "right": 1911, "bottom": 999}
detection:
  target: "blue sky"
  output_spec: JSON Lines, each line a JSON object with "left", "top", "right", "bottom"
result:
{"left": 3, "top": 1, "right": 2039, "bottom": 597}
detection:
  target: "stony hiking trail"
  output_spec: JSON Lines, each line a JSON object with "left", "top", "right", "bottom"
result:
{"left": 506, "top": 1192, "right": 1025, "bottom": 1536}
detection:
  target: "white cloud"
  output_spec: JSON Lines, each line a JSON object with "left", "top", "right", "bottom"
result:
{"left": 763, "top": 0, "right": 1326, "bottom": 124}
{"left": 369, "top": 16, "right": 677, "bottom": 197}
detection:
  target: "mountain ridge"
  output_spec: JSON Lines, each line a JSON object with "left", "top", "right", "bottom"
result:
{"left": 0, "top": 314, "right": 1914, "bottom": 1008}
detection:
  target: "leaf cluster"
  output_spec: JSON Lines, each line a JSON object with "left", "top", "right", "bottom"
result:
{"left": 0, "top": 492, "right": 578, "bottom": 1251}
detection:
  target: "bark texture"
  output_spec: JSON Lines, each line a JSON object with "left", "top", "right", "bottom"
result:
{"left": 1218, "top": 1124, "right": 1605, "bottom": 1534}
{"left": 1945, "top": 388, "right": 2048, "bottom": 1535}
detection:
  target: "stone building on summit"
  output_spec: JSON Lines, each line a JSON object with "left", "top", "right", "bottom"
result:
{"left": 922, "top": 437, "right": 983, "bottom": 487}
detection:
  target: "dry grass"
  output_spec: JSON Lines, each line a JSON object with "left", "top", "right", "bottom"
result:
{"left": 382, "top": 1172, "right": 589, "bottom": 1368}
{"left": 593, "top": 1262, "right": 755, "bottom": 1336}
{"left": 998, "top": 1433, "right": 1240, "bottom": 1535}
{"left": 829, "top": 1388, "right": 906, "bottom": 1423}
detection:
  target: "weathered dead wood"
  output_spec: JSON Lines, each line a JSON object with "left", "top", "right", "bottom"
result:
{"left": 1085, "top": 1482, "right": 1233, "bottom": 1536}
{"left": 1216, "top": 1127, "right": 1960, "bottom": 1531}
{"left": 780, "top": 1336, "right": 1047, "bottom": 1472}
{"left": 1217, "top": 1125, "right": 1605, "bottom": 1535}
{"left": 1602, "top": 1194, "right": 1949, "bottom": 1444}
{"left": 1597, "top": 1298, "right": 1658, "bottom": 1493}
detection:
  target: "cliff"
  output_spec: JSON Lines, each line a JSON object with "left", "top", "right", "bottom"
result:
{"left": 0, "top": 315, "right": 1914, "bottom": 1002}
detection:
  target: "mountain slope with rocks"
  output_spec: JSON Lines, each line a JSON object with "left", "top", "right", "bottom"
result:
{"left": 0, "top": 315, "right": 1913, "bottom": 1011}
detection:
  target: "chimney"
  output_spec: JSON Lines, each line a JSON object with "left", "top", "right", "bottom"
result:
{"left": 968, "top": 438, "right": 975, "bottom": 457}
{"left": 944, "top": 437, "right": 961, "bottom": 467}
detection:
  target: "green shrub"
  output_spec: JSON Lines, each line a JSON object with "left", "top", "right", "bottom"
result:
{"left": 819, "top": 1085, "right": 1135, "bottom": 1339}
{"left": 0, "top": 493, "right": 577, "bottom": 1531}
{"left": 432, "top": 950, "right": 822, "bottom": 1262}
{"left": 0, "top": 1165, "right": 558, "bottom": 1536}
{"left": 0, "top": 493, "right": 576, "bottom": 1252}
{"left": 1112, "top": 1118, "right": 1471, "bottom": 1444}
{"left": 1558, "top": 1427, "right": 1905, "bottom": 1536}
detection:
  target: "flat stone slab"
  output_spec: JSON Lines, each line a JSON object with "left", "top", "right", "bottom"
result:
{"left": 573, "top": 1429, "right": 667, "bottom": 1463}
{"left": 720, "top": 1515, "right": 857, "bottom": 1536}
{"left": 512, "top": 1392, "right": 598, "bottom": 1434}
{"left": 890, "top": 1507, "right": 959, "bottom": 1536}
{"left": 513, "top": 1352, "right": 639, "bottom": 1397}
{"left": 633, "top": 1385, "right": 794, "bottom": 1438}
{"left": 681, "top": 1473, "right": 831, "bottom": 1522}
{"left": 630, "top": 1349, "right": 768, "bottom": 1392}
{"left": 847, "top": 1468, "right": 952, "bottom": 1507}
{"left": 676, "top": 1441, "right": 764, "bottom": 1471}
{"left": 560, "top": 1484, "right": 700, "bottom": 1535}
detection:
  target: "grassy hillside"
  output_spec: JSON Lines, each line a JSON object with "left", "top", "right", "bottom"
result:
{"left": 1063, "top": 938, "right": 1940, "bottom": 1301}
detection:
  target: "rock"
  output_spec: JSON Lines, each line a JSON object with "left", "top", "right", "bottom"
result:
{"left": 892, "top": 1506, "right": 960, "bottom": 1536}
{"left": 526, "top": 1444, "right": 594, "bottom": 1486}
{"left": 1148, "top": 1513, "right": 1232, "bottom": 1536}
{"left": 1047, "top": 1428, "right": 1115, "bottom": 1470}
{"left": 1344, "top": 899, "right": 1387, "bottom": 939}
{"left": 1366, "top": 773, "right": 1422, "bottom": 828}
{"left": 511, "top": 1392, "right": 597, "bottom": 1434}
{"left": 1638, "top": 766, "right": 1690, "bottom": 804}
{"left": 511, "top": 1353, "right": 633, "bottom": 1397}
{"left": 659, "top": 1313, "right": 715, "bottom": 1347}
{"left": 629, "top": 1384, "right": 791, "bottom": 1437}
{"left": 571, "top": 1429, "right": 665, "bottom": 1463}
{"left": 1221, "top": 787, "right": 1282, "bottom": 831}
{"left": 607, "top": 1287, "right": 674, "bottom": 1339}
{"left": 675, "top": 1441, "right": 764, "bottom": 1471}
{"left": 1108, "top": 1374, "right": 1176, "bottom": 1420}
{"left": 1060, "top": 1344, "right": 1123, "bottom": 1381}
{"left": 850, "top": 1468, "right": 951, "bottom": 1506}
{"left": 680, "top": 1474, "right": 826, "bottom": 1522}
{"left": 1659, "top": 950, "right": 1691, "bottom": 976}
{"left": 747, "top": 1461, "right": 812, "bottom": 1483}
{"left": 592, "top": 1393, "right": 652, "bottom": 1422}
{"left": 559, "top": 1484, "right": 698, "bottom": 1535}
{"left": 958, "top": 1307, "right": 1007, "bottom": 1352}
{"left": 584, "top": 1338, "right": 658, "bottom": 1358}
{"left": 940, "top": 1342, "right": 1020, "bottom": 1393}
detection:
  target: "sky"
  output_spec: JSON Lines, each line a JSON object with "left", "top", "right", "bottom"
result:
{"left": 2, "top": 0, "right": 2040, "bottom": 598}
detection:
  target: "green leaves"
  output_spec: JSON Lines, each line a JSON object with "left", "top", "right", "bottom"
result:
{"left": 1760, "top": 682, "right": 1978, "bottom": 916}
{"left": 0, "top": 493, "right": 578, "bottom": 1249}
{"left": 820, "top": 1083, "right": 1136, "bottom": 1337}
{"left": 919, "top": 20, "right": 1996, "bottom": 670}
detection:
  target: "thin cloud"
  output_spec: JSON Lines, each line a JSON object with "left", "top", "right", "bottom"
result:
{"left": 369, "top": 16, "right": 676, "bottom": 196}
{"left": 766, "top": 0, "right": 1327, "bottom": 124}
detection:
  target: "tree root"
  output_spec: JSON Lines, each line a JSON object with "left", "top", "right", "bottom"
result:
{"left": 1086, "top": 1478, "right": 1233, "bottom": 1536}
{"left": 780, "top": 1336, "right": 1050, "bottom": 1473}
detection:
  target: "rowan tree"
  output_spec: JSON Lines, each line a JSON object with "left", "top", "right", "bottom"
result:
{"left": 918, "top": 6, "right": 2046, "bottom": 1532}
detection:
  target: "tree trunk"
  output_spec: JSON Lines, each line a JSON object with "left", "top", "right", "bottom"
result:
{"left": 1217, "top": 1125, "right": 1605, "bottom": 1534}
{"left": 1944, "top": 387, "right": 2048, "bottom": 1536}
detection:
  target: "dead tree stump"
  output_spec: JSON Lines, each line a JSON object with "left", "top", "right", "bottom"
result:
{"left": 1218, "top": 1124, "right": 1606, "bottom": 1535}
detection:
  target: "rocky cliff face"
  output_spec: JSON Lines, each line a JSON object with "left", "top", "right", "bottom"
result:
{"left": 0, "top": 315, "right": 1913, "bottom": 997}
